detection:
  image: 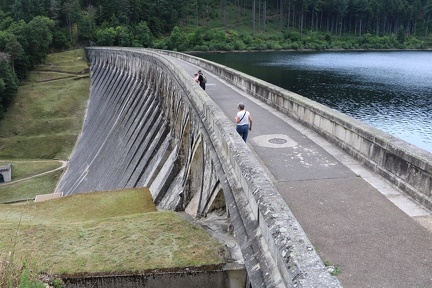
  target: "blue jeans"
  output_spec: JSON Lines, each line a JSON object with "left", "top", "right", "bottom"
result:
{"left": 236, "top": 124, "right": 249, "bottom": 142}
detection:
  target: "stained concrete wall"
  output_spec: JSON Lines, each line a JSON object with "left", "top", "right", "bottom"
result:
{"left": 157, "top": 49, "right": 432, "bottom": 213}
{"left": 0, "top": 163, "right": 11, "bottom": 183}
{"left": 63, "top": 266, "right": 246, "bottom": 288}
{"left": 56, "top": 47, "right": 341, "bottom": 288}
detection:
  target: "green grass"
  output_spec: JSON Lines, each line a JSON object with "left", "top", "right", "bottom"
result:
{"left": 0, "top": 49, "right": 89, "bottom": 157}
{"left": 0, "top": 50, "right": 223, "bottom": 287}
{"left": 323, "top": 260, "right": 342, "bottom": 276}
{"left": 0, "top": 49, "right": 225, "bottom": 285}
{"left": 0, "top": 169, "right": 63, "bottom": 203}
{"left": 36, "top": 49, "right": 90, "bottom": 74}
{"left": 0, "top": 160, "right": 61, "bottom": 181}
{"left": 0, "top": 135, "right": 79, "bottom": 160}
{"left": 0, "top": 189, "right": 224, "bottom": 275}
{"left": 0, "top": 49, "right": 89, "bottom": 203}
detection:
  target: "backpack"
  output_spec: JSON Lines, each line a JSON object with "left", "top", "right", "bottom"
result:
{"left": 202, "top": 75, "right": 207, "bottom": 84}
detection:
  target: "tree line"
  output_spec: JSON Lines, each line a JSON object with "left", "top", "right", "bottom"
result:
{"left": 0, "top": 0, "right": 431, "bottom": 119}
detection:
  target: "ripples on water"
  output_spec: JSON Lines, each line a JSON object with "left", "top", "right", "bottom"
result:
{"left": 198, "top": 51, "right": 432, "bottom": 153}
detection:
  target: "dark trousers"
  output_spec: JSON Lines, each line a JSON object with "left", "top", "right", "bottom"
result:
{"left": 236, "top": 124, "right": 249, "bottom": 142}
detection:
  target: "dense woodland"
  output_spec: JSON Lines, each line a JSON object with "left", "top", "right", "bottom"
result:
{"left": 1, "top": 0, "right": 432, "bottom": 118}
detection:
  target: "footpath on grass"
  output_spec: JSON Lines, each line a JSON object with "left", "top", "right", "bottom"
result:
{"left": 0, "top": 49, "right": 90, "bottom": 203}
{"left": 0, "top": 160, "right": 67, "bottom": 186}
{"left": 170, "top": 55, "right": 432, "bottom": 288}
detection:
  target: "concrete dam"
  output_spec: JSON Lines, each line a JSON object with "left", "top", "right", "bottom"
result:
{"left": 55, "top": 47, "right": 341, "bottom": 287}
{"left": 56, "top": 47, "right": 432, "bottom": 287}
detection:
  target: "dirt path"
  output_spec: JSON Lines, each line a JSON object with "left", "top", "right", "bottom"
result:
{"left": 1, "top": 160, "right": 67, "bottom": 186}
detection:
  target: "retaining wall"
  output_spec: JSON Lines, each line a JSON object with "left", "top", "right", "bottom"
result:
{"left": 62, "top": 266, "right": 246, "bottom": 288}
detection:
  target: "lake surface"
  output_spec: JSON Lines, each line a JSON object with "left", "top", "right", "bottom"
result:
{"left": 195, "top": 51, "right": 432, "bottom": 154}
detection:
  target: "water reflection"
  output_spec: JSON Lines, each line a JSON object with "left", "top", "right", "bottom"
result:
{"left": 196, "top": 51, "right": 432, "bottom": 153}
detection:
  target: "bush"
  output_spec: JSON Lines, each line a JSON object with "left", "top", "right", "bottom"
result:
{"left": 272, "top": 42, "right": 283, "bottom": 50}
{"left": 193, "top": 44, "right": 209, "bottom": 51}
{"left": 251, "top": 39, "right": 267, "bottom": 50}
{"left": 133, "top": 21, "right": 153, "bottom": 48}
{"left": 186, "top": 31, "right": 201, "bottom": 48}
{"left": 233, "top": 40, "right": 246, "bottom": 50}
{"left": 168, "top": 26, "right": 189, "bottom": 51}
{"left": 240, "top": 33, "right": 254, "bottom": 45}
{"left": 0, "top": 59, "right": 19, "bottom": 112}
{"left": 288, "top": 42, "right": 300, "bottom": 50}
{"left": 397, "top": 42, "right": 406, "bottom": 49}
{"left": 115, "top": 26, "right": 132, "bottom": 46}
{"left": 95, "top": 27, "right": 116, "bottom": 46}
{"left": 284, "top": 30, "right": 302, "bottom": 42}
{"left": 397, "top": 25, "right": 405, "bottom": 43}
{"left": 341, "top": 42, "right": 352, "bottom": 49}
{"left": 206, "top": 28, "right": 226, "bottom": 43}
{"left": 405, "top": 36, "right": 425, "bottom": 49}
{"left": 210, "top": 41, "right": 231, "bottom": 51}
{"left": 51, "top": 29, "right": 70, "bottom": 50}
{"left": 152, "top": 38, "right": 168, "bottom": 49}
{"left": 265, "top": 41, "right": 274, "bottom": 49}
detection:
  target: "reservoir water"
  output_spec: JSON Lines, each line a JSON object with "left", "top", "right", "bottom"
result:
{"left": 195, "top": 51, "right": 432, "bottom": 154}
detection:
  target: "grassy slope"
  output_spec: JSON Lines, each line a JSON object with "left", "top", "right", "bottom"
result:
{"left": 0, "top": 49, "right": 90, "bottom": 202}
{"left": 0, "top": 189, "right": 223, "bottom": 275}
{"left": 0, "top": 49, "right": 225, "bottom": 279}
{"left": 0, "top": 49, "right": 89, "bottom": 160}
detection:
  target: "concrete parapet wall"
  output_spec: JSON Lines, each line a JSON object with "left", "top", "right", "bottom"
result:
{"left": 57, "top": 47, "right": 341, "bottom": 287}
{"left": 158, "top": 50, "right": 432, "bottom": 212}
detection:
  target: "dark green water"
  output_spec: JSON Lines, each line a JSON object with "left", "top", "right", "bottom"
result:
{"left": 195, "top": 51, "right": 432, "bottom": 153}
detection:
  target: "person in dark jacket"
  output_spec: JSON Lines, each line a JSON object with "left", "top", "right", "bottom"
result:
{"left": 198, "top": 70, "right": 206, "bottom": 90}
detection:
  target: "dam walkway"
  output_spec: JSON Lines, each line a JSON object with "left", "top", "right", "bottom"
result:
{"left": 169, "top": 55, "right": 432, "bottom": 288}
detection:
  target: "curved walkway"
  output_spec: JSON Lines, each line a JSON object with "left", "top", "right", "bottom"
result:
{"left": 169, "top": 55, "right": 432, "bottom": 288}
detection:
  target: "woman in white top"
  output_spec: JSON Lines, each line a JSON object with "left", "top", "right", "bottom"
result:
{"left": 235, "top": 102, "right": 253, "bottom": 142}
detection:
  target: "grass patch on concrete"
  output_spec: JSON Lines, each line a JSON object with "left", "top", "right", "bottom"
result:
{"left": 0, "top": 189, "right": 224, "bottom": 275}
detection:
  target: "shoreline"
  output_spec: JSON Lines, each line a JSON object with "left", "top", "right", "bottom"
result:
{"left": 188, "top": 48, "right": 432, "bottom": 54}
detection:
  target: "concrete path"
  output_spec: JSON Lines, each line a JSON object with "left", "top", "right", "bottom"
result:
{"left": 169, "top": 56, "right": 432, "bottom": 288}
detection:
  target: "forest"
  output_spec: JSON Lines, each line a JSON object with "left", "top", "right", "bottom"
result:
{"left": 1, "top": 0, "right": 432, "bottom": 118}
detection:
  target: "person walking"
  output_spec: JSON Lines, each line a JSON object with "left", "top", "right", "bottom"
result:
{"left": 198, "top": 70, "right": 206, "bottom": 90}
{"left": 235, "top": 102, "right": 253, "bottom": 142}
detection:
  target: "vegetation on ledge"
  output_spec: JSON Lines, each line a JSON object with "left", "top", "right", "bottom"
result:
{"left": 0, "top": 189, "right": 224, "bottom": 287}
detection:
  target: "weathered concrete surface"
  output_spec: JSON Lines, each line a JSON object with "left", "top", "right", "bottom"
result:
{"left": 162, "top": 52, "right": 432, "bottom": 288}
{"left": 34, "top": 192, "right": 62, "bottom": 202}
{"left": 0, "top": 163, "right": 11, "bottom": 182}
{"left": 62, "top": 266, "right": 246, "bottom": 288}
{"left": 156, "top": 49, "right": 432, "bottom": 213}
{"left": 56, "top": 48, "right": 340, "bottom": 287}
